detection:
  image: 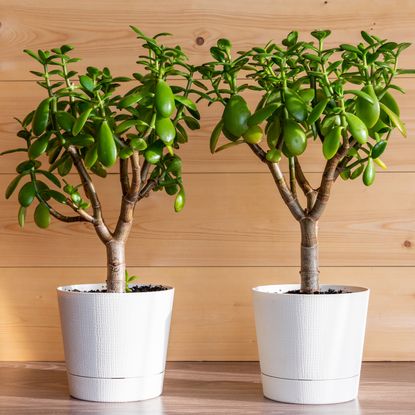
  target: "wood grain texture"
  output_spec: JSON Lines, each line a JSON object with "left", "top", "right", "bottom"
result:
{"left": 1, "top": 267, "right": 414, "bottom": 361}
{"left": 0, "top": 361, "right": 414, "bottom": 414}
{"left": 1, "top": 172, "right": 414, "bottom": 268}
{"left": 1, "top": 0, "right": 415, "bottom": 362}
{"left": 1, "top": 80, "right": 415, "bottom": 174}
{"left": 1, "top": 0, "right": 415, "bottom": 80}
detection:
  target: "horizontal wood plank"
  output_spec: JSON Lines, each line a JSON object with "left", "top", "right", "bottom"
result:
{"left": 1, "top": 172, "right": 414, "bottom": 267}
{"left": 0, "top": 267, "right": 414, "bottom": 361}
{"left": 1, "top": 0, "right": 415, "bottom": 80}
{"left": 1, "top": 80, "right": 415, "bottom": 174}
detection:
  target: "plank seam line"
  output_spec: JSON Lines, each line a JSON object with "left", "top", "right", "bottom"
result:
{"left": 0, "top": 171, "right": 413, "bottom": 176}
{"left": 0, "top": 265, "right": 413, "bottom": 269}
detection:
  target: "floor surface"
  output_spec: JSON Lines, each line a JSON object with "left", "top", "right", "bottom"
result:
{"left": 0, "top": 362, "right": 414, "bottom": 414}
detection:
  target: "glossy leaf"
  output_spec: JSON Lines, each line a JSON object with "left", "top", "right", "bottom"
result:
{"left": 32, "top": 98, "right": 51, "bottom": 136}
{"left": 247, "top": 103, "right": 279, "bottom": 127}
{"left": 156, "top": 117, "right": 176, "bottom": 145}
{"left": 374, "top": 158, "right": 387, "bottom": 170}
{"left": 28, "top": 134, "right": 49, "bottom": 160}
{"left": 307, "top": 99, "right": 329, "bottom": 124}
{"left": 285, "top": 96, "right": 307, "bottom": 123}
{"left": 223, "top": 95, "right": 251, "bottom": 137}
{"left": 85, "top": 145, "right": 98, "bottom": 169}
{"left": 283, "top": 120, "right": 307, "bottom": 156}
{"left": 5, "top": 175, "right": 24, "bottom": 199}
{"left": 243, "top": 125, "right": 263, "bottom": 144}
{"left": 379, "top": 102, "right": 407, "bottom": 137}
{"left": 47, "top": 190, "right": 67, "bottom": 204}
{"left": 129, "top": 137, "right": 147, "bottom": 151}
{"left": 56, "top": 111, "right": 75, "bottom": 132}
{"left": 183, "top": 116, "right": 200, "bottom": 131}
{"left": 350, "top": 164, "right": 364, "bottom": 180}
{"left": 118, "top": 93, "right": 145, "bottom": 109}
{"left": 155, "top": 80, "right": 176, "bottom": 118}
{"left": 174, "top": 95, "right": 197, "bottom": 111}
{"left": 18, "top": 206, "right": 26, "bottom": 228}
{"left": 266, "top": 148, "right": 282, "bottom": 163}
{"left": 37, "top": 170, "right": 61, "bottom": 187}
{"left": 345, "top": 113, "right": 368, "bottom": 144}
{"left": 210, "top": 119, "right": 224, "bottom": 154}
{"left": 371, "top": 140, "right": 387, "bottom": 159}
{"left": 363, "top": 158, "right": 376, "bottom": 186}
{"left": 323, "top": 126, "right": 342, "bottom": 160}
{"left": 344, "top": 90, "right": 375, "bottom": 104}
{"left": 97, "top": 121, "right": 117, "bottom": 167}
{"left": 174, "top": 188, "right": 185, "bottom": 212}
{"left": 144, "top": 140, "right": 164, "bottom": 164}
{"left": 355, "top": 85, "right": 380, "bottom": 129}
{"left": 18, "top": 182, "right": 36, "bottom": 207}
{"left": 215, "top": 139, "right": 245, "bottom": 153}
{"left": 72, "top": 107, "right": 92, "bottom": 136}
{"left": 79, "top": 75, "right": 94, "bottom": 92}
{"left": 34, "top": 203, "right": 51, "bottom": 229}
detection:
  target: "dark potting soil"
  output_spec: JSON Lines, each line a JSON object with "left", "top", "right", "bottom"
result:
{"left": 285, "top": 288, "right": 350, "bottom": 294}
{"left": 70, "top": 285, "right": 169, "bottom": 293}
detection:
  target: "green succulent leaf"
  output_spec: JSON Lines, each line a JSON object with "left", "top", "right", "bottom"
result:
{"left": 210, "top": 119, "right": 224, "bottom": 154}
{"left": 379, "top": 102, "right": 407, "bottom": 137}
{"left": 174, "top": 95, "right": 197, "bottom": 111}
{"left": 5, "top": 175, "right": 25, "bottom": 199}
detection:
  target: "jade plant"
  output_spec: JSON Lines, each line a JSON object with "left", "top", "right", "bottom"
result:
{"left": 2, "top": 27, "right": 201, "bottom": 292}
{"left": 197, "top": 30, "right": 413, "bottom": 293}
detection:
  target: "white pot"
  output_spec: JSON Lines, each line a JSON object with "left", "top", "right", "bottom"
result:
{"left": 252, "top": 284, "right": 369, "bottom": 405}
{"left": 57, "top": 283, "right": 174, "bottom": 402}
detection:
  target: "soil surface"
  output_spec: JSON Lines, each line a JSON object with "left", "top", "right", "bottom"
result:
{"left": 285, "top": 288, "right": 350, "bottom": 294}
{"left": 70, "top": 285, "right": 169, "bottom": 293}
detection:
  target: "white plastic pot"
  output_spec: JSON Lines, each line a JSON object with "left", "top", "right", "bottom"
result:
{"left": 252, "top": 284, "right": 369, "bottom": 404}
{"left": 57, "top": 283, "right": 174, "bottom": 402}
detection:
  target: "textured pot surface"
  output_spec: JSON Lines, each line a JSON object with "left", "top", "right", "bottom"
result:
{"left": 57, "top": 283, "right": 174, "bottom": 402}
{"left": 253, "top": 284, "right": 369, "bottom": 404}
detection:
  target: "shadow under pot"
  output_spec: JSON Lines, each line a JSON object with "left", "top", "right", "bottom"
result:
{"left": 252, "top": 284, "right": 370, "bottom": 405}
{"left": 57, "top": 283, "right": 174, "bottom": 402}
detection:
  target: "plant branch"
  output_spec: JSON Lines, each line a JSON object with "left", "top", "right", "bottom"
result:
{"left": 65, "top": 198, "right": 95, "bottom": 222}
{"left": 310, "top": 143, "right": 350, "bottom": 221}
{"left": 137, "top": 178, "right": 159, "bottom": 201}
{"left": 129, "top": 151, "right": 141, "bottom": 197}
{"left": 31, "top": 172, "right": 88, "bottom": 223}
{"left": 67, "top": 145, "right": 112, "bottom": 243}
{"left": 120, "top": 158, "right": 130, "bottom": 196}
{"left": 334, "top": 139, "right": 359, "bottom": 181}
{"left": 139, "top": 159, "right": 150, "bottom": 190}
{"left": 249, "top": 144, "right": 305, "bottom": 221}
{"left": 288, "top": 157, "right": 297, "bottom": 199}
{"left": 294, "top": 157, "right": 317, "bottom": 212}
{"left": 113, "top": 151, "right": 142, "bottom": 241}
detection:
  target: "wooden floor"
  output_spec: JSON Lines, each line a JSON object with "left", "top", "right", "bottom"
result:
{"left": 0, "top": 362, "right": 414, "bottom": 414}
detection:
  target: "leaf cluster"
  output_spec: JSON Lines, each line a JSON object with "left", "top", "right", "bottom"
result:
{"left": 198, "top": 30, "right": 413, "bottom": 186}
{"left": 3, "top": 28, "right": 201, "bottom": 228}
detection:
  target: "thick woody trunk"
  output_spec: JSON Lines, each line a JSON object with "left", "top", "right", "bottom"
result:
{"left": 300, "top": 217, "right": 320, "bottom": 293}
{"left": 106, "top": 240, "right": 126, "bottom": 293}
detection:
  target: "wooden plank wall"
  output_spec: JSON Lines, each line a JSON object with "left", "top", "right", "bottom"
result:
{"left": 0, "top": 0, "right": 414, "bottom": 361}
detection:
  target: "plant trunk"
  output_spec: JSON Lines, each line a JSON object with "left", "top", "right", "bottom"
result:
{"left": 300, "top": 217, "right": 320, "bottom": 293}
{"left": 106, "top": 240, "right": 126, "bottom": 293}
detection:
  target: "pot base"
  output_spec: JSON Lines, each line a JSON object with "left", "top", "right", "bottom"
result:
{"left": 68, "top": 371, "right": 165, "bottom": 402}
{"left": 261, "top": 373, "right": 359, "bottom": 404}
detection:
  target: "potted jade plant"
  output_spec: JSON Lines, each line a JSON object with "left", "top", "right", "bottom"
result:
{"left": 197, "top": 31, "right": 413, "bottom": 404}
{"left": 2, "top": 27, "right": 200, "bottom": 402}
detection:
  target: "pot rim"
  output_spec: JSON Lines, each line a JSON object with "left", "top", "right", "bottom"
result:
{"left": 252, "top": 284, "right": 369, "bottom": 296}
{"left": 57, "top": 282, "right": 174, "bottom": 295}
